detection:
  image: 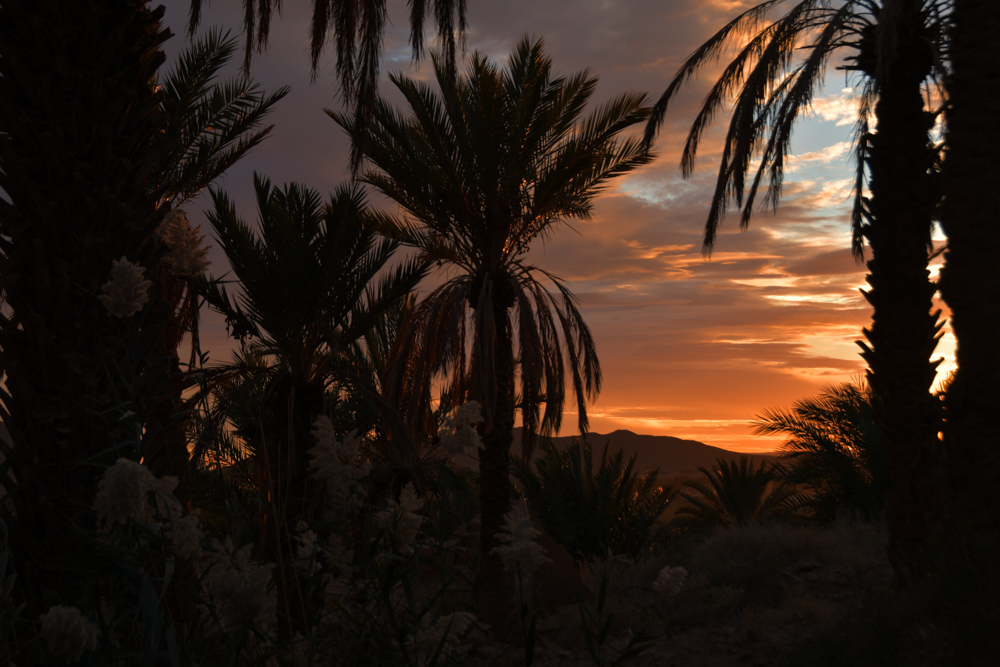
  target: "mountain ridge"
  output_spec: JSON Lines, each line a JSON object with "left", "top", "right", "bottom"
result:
{"left": 513, "top": 427, "right": 778, "bottom": 477}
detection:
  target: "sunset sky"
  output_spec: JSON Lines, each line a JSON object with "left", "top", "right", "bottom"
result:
{"left": 159, "top": 0, "right": 953, "bottom": 452}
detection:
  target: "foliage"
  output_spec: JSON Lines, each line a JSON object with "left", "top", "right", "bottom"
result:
{"left": 673, "top": 456, "right": 800, "bottom": 530}
{"left": 513, "top": 440, "right": 673, "bottom": 559}
{"left": 154, "top": 28, "right": 288, "bottom": 206}
{"left": 579, "top": 563, "right": 656, "bottom": 667}
{"left": 754, "top": 379, "right": 890, "bottom": 523}
{"left": 331, "top": 35, "right": 652, "bottom": 594}
{"left": 186, "top": 0, "right": 468, "bottom": 169}
{"left": 330, "top": 34, "right": 651, "bottom": 455}
{"left": 645, "top": 0, "right": 950, "bottom": 581}
{"left": 195, "top": 175, "right": 426, "bottom": 575}
{"left": 198, "top": 174, "right": 426, "bottom": 462}
{"left": 644, "top": 0, "right": 949, "bottom": 254}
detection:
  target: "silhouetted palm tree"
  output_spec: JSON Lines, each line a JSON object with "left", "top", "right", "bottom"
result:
{"left": 0, "top": 0, "right": 173, "bottom": 616}
{"left": 673, "top": 457, "right": 799, "bottom": 530}
{"left": 330, "top": 36, "right": 653, "bottom": 593}
{"left": 754, "top": 379, "right": 890, "bottom": 523}
{"left": 644, "top": 0, "right": 950, "bottom": 579}
{"left": 199, "top": 175, "right": 425, "bottom": 560}
{"left": 938, "top": 1, "right": 1000, "bottom": 535}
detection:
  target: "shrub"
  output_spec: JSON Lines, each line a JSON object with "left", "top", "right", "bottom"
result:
{"left": 672, "top": 456, "right": 801, "bottom": 531}
{"left": 754, "top": 379, "right": 890, "bottom": 523}
{"left": 512, "top": 439, "right": 673, "bottom": 559}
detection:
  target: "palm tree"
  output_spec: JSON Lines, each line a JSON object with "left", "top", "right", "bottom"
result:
{"left": 143, "top": 28, "right": 289, "bottom": 483}
{"left": 329, "top": 36, "right": 653, "bottom": 593}
{"left": 512, "top": 440, "right": 673, "bottom": 559}
{"left": 0, "top": 0, "right": 174, "bottom": 616}
{"left": 937, "top": 1, "right": 1000, "bottom": 536}
{"left": 753, "top": 379, "right": 890, "bottom": 523}
{"left": 644, "top": 0, "right": 949, "bottom": 579}
{"left": 198, "top": 174, "right": 426, "bottom": 561}
{"left": 673, "top": 457, "right": 800, "bottom": 530}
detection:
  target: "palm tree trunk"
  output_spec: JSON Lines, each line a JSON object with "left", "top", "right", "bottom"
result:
{"left": 938, "top": 0, "right": 1000, "bottom": 534}
{"left": 476, "top": 307, "right": 515, "bottom": 612}
{"left": 0, "top": 0, "right": 170, "bottom": 614}
{"left": 859, "top": 10, "right": 945, "bottom": 581}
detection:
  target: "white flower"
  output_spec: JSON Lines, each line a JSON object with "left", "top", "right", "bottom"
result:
{"left": 308, "top": 418, "right": 371, "bottom": 522}
{"left": 92, "top": 458, "right": 178, "bottom": 529}
{"left": 374, "top": 482, "right": 424, "bottom": 553}
{"left": 98, "top": 256, "right": 151, "bottom": 318}
{"left": 294, "top": 521, "right": 319, "bottom": 569}
{"left": 439, "top": 401, "right": 484, "bottom": 455}
{"left": 157, "top": 208, "right": 210, "bottom": 276}
{"left": 165, "top": 512, "right": 204, "bottom": 560}
{"left": 652, "top": 565, "right": 688, "bottom": 595}
{"left": 492, "top": 500, "right": 550, "bottom": 579}
{"left": 38, "top": 605, "right": 98, "bottom": 663}
{"left": 197, "top": 538, "right": 276, "bottom": 632}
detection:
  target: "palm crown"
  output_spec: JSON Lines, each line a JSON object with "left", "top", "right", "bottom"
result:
{"left": 645, "top": 0, "right": 949, "bottom": 255}
{"left": 330, "top": 36, "right": 653, "bottom": 452}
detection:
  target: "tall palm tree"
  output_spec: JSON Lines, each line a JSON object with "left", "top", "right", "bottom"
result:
{"left": 937, "top": 1, "right": 1000, "bottom": 535}
{"left": 754, "top": 379, "right": 890, "bottom": 523}
{"left": 199, "top": 174, "right": 426, "bottom": 561}
{"left": 0, "top": 0, "right": 173, "bottom": 616}
{"left": 330, "top": 36, "right": 653, "bottom": 593}
{"left": 644, "top": 0, "right": 949, "bottom": 579}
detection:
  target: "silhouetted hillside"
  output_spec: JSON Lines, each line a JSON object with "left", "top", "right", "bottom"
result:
{"left": 513, "top": 428, "right": 777, "bottom": 476}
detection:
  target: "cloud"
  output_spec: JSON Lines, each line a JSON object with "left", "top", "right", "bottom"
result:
{"left": 808, "top": 88, "right": 862, "bottom": 126}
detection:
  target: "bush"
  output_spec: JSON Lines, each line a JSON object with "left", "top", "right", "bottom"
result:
{"left": 512, "top": 439, "right": 673, "bottom": 559}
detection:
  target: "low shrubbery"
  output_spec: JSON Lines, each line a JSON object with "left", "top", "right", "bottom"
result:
{"left": 512, "top": 439, "right": 673, "bottom": 560}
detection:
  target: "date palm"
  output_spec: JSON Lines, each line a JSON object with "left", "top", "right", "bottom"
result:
{"left": 754, "top": 379, "right": 890, "bottom": 523}
{"left": 0, "top": 0, "right": 173, "bottom": 616}
{"left": 938, "top": 1, "right": 1000, "bottom": 536}
{"left": 644, "top": 0, "right": 949, "bottom": 579}
{"left": 199, "top": 174, "right": 425, "bottom": 561}
{"left": 330, "top": 36, "right": 653, "bottom": 594}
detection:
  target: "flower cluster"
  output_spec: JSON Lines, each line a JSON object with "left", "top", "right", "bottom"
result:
{"left": 38, "top": 605, "right": 99, "bottom": 664}
{"left": 157, "top": 208, "right": 211, "bottom": 276}
{"left": 374, "top": 482, "right": 424, "bottom": 553}
{"left": 652, "top": 565, "right": 688, "bottom": 595}
{"left": 98, "top": 256, "right": 151, "bottom": 318}
{"left": 308, "top": 417, "right": 372, "bottom": 523}
{"left": 492, "top": 499, "right": 550, "bottom": 580}
{"left": 92, "top": 458, "right": 178, "bottom": 529}
{"left": 197, "top": 538, "right": 276, "bottom": 633}
{"left": 439, "top": 401, "right": 484, "bottom": 456}
{"left": 166, "top": 511, "right": 205, "bottom": 560}
{"left": 92, "top": 458, "right": 204, "bottom": 558}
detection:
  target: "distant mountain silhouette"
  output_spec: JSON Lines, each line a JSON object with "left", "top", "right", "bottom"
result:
{"left": 513, "top": 428, "right": 776, "bottom": 477}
